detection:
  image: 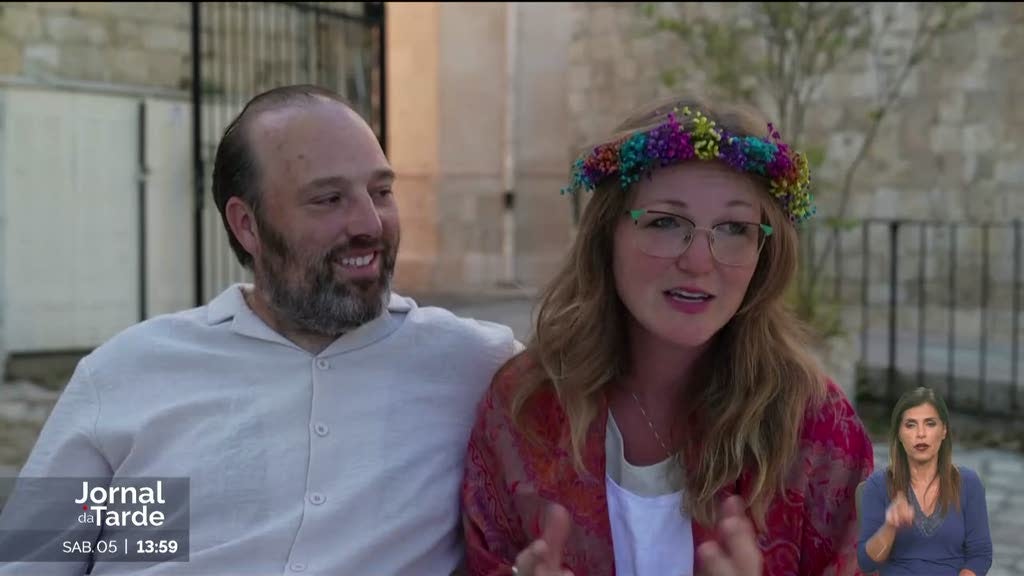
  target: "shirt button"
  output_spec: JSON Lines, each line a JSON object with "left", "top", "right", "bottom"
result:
{"left": 314, "top": 423, "right": 330, "bottom": 437}
{"left": 290, "top": 563, "right": 306, "bottom": 572}
{"left": 309, "top": 493, "right": 326, "bottom": 505}
{"left": 316, "top": 359, "right": 330, "bottom": 370}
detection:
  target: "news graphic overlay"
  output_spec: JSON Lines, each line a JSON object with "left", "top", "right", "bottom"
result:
{"left": 0, "top": 477, "right": 189, "bottom": 563}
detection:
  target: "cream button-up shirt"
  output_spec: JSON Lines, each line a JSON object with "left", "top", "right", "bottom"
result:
{"left": 0, "top": 285, "right": 519, "bottom": 575}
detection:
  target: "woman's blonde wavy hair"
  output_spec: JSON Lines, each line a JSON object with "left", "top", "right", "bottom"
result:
{"left": 511, "top": 94, "right": 826, "bottom": 529}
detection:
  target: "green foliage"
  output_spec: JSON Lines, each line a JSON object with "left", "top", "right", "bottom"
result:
{"left": 803, "top": 144, "right": 827, "bottom": 172}
{"left": 784, "top": 270, "right": 845, "bottom": 340}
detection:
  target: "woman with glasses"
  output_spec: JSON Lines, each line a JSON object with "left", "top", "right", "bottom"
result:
{"left": 858, "top": 387, "right": 992, "bottom": 575}
{"left": 461, "top": 95, "right": 874, "bottom": 576}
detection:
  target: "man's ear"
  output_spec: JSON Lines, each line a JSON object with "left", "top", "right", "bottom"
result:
{"left": 226, "top": 197, "right": 260, "bottom": 259}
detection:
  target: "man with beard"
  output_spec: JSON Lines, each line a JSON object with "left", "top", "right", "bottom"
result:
{"left": 0, "top": 85, "right": 519, "bottom": 575}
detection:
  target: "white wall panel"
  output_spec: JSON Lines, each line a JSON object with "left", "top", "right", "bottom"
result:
{"left": 3, "top": 88, "right": 138, "bottom": 351}
{"left": 144, "top": 99, "right": 194, "bottom": 318}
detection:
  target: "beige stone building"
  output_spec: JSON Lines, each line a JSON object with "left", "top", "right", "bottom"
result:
{"left": 393, "top": 2, "right": 1024, "bottom": 305}
{"left": 1, "top": 2, "right": 1023, "bottom": 356}
{"left": 391, "top": 2, "right": 1024, "bottom": 386}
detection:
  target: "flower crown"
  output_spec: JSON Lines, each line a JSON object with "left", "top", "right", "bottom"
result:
{"left": 562, "top": 107, "right": 815, "bottom": 224}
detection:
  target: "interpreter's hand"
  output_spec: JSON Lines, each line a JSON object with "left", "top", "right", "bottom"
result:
{"left": 884, "top": 492, "right": 914, "bottom": 530}
{"left": 512, "top": 503, "right": 573, "bottom": 576}
{"left": 696, "top": 495, "right": 762, "bottom": 576}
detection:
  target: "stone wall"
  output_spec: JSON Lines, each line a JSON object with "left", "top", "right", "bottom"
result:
{"left": 387, "top": 2, "right": 576, "bottom": 295}
{"left": 568, "top": 2, "right": 1024, "bottom": 306}
{"left": 0, "top": 2, "right": 191, "bottom": 90}
{"left": 0, "top": 2, "right": 372, "bottom": 98}
{"left": 569, "top": 2, "right": 1024, "bottom": 220}
{"left": 2, "top": 1, "right": 1022, "bottom": 300}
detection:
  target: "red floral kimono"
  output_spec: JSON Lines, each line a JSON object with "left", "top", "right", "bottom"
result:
{"left": 461, "top": 355, "right": 874, "bottom": 575}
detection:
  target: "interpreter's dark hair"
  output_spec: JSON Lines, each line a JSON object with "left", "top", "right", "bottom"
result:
{"left": 887, "top": 387, "right": 960, "bottom": 515}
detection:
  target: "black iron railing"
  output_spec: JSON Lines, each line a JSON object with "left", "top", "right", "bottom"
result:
{"left": 190, "top": 1, "right": 385, "bottom": 305}
{"left": 807, "top": 218, "right": 1022, "bottom": 417}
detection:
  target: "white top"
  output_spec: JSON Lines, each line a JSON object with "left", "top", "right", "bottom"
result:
{"left": 0, "top": 284, "right": 519, "bottom": 576}
{"left": 605, "top": 414, "right": 694, "bottom": 576}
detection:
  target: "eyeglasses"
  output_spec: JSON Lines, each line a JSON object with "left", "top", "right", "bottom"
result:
{"left": 626, "top": 209, "right": 773, "bottom": 266}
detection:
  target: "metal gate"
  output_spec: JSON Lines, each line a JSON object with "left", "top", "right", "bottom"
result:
{"left": 190, "top": 1, "right": 385, "bottom": 304}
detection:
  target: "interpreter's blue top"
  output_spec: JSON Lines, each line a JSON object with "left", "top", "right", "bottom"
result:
{"left": 857, "top": 466, "right": 992, "bottom": 575}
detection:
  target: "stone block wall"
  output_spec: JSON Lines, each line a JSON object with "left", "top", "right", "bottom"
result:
{"left": 568, "top": 2, "right": 1024, "bottom": 307}
{"left": 0, "top": 2, "right": 191, "bottom": 90}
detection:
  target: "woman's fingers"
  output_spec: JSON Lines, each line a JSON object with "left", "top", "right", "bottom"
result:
{"left": 897, "top": 497, "right": 914, "bottom": 525}
{"left": 514, "top": 540, "right": 547, "bottom": 575}
{"left": 697, "top": 496, "right": 762, "bottom": 576}
{"left": 886, "top": 492, "right": 915, "bottom": 528}
{"left": 513, "top": 504, "right": 574, "bottom": 576}
{"left": 697, "top": 541, "right": 736, "bottom": 576}
{"left": 719, "top": 514, "right": 761, "bottom": 573}
{"left": 719, "top": 495, "right": 746, "bottom": 520}
{"left": 540, "top": 504, "right": 571, "bottom": 570}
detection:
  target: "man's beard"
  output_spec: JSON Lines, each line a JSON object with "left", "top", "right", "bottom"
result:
{"left": 254, "top": 215, "right": 398, "bottom": 336}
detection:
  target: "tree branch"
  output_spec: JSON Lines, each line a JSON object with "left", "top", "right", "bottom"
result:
{"left": 807, "top": 3, "right": 969, "bottom": 287}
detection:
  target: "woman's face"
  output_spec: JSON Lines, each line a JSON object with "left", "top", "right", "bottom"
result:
{"left": 898, "top": 402, "right": 947, "bottom": 466}
{"left": 613, "top": 162, "right": 766, "bottom": 350}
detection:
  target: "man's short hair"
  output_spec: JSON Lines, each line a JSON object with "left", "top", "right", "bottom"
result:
{"left": 211, "top": 85, "right": 354, "bottom": 268}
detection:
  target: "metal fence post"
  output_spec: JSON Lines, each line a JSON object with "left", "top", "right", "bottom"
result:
{"left": 888, "top": 221, "right": 901, "bottom": 403}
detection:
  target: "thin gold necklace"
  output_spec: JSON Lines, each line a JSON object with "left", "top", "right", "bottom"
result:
{"left": 628, "top": 390, "right": 675, "bottom": 459}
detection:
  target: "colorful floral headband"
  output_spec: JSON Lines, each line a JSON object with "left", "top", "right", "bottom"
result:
{"left": 562, "top": 107, "right": 815, "bottom": 224}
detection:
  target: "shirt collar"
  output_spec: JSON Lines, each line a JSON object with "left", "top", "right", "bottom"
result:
{"left": 205, "top": 283, "right": 415, "bottom": 354}
{"left": 206, "top": 283, "right": 250, "bottom": 325}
